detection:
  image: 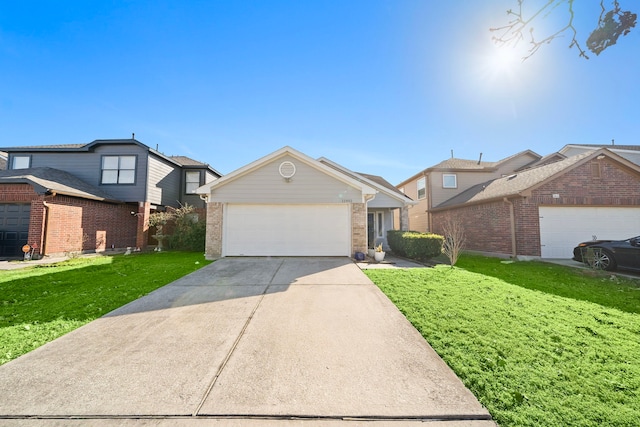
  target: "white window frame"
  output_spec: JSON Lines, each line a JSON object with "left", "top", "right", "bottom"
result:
{"left": 443, "top": 173, "right": 457, "bottom": 189}
{"left": 417, "top": 177, "right": 426, "bottom": 199}
{"left": 101, "top": 155, "right": 137, "bottom": 185}
{"left": 11, "top": 155, "right": 31, "bottom": 169}
{"left": 185, "top": 171, "right": 201, "bottom": 194}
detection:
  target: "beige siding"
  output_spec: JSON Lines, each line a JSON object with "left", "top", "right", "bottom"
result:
{"left": 430, "top": 171, "right": 493, "bottom": 207}
{"left": 367, "top": 192, "right": 403, "bottom": 209}
{"left": 495, "top": 153, "right": 539, "bottom": 174}
{"left": 210, "top": 155, "right": 363, "bottom": 203}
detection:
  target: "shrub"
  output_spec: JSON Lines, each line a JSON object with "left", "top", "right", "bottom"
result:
{"left": 387, "top": 230, "right": 444, "bottom": 261}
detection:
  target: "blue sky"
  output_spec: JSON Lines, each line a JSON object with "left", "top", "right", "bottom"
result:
{"left": 1, "top": 1, "right": 639, "bottom": 185}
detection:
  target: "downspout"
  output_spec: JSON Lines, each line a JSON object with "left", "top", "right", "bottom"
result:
{"left": 426, "top": 173, "right": 433, "bottom": 232}
{"left": 364, "top": 194, "right": 376, "bottom": 250}
{"left": 41, "top": 200, "right": 51, "bottom": 256}
{"left": 503, "top": 197, "right": 517, "bottom": 258}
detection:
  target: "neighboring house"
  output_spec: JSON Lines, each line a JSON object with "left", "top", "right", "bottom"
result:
{"left": 0, "top": 138, "right": 221, "bottom": 259}
{"left": 396, "top": 150, "right": 542, "bottom": 232}
{"left": 196, "top": 146, "right": 415, "bottom": 259}
{"left": 429, "top": 148, "right": 640, "bottom": 259}
{"left": 558, "top": 143, "right": 640, "bottom": 166}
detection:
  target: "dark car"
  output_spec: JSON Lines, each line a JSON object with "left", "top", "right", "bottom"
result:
{"left": 572, "top": 235, "right": 640, "bottom": 271}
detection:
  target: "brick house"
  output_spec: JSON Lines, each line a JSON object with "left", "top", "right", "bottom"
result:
{"left": 0, "top": 139, "right": 221, "bottom": 259}
{"left": 395, "top": 150, "right": 545, "bottom": 233}
{"left": 429, "top": 149, "right": 640, "bottom": 259}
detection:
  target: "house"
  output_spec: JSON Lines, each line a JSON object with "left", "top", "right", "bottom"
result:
{"left": 396, "top": 150, "right": 542, "bottom": 232}
{"left": 429, "top": 148, "right": 640, "bottom": 259}
{"left": 558, "top": 143, "right": 640, "bottom": 166}
{"left": 196, "top": 146, "right": 414, "bottom": 259}
{"left": 0, "top": 138, "right": 221, "bottom": 258}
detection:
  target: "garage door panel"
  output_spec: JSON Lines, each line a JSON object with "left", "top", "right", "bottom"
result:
{"left": 0, "top": 203, "right": 31, "bottom": 258}
{"left": 225, "top": 204, "right": 350, "bottom": 256}
{"left": 539, "top": 207, "right": 640, "bottom": 258}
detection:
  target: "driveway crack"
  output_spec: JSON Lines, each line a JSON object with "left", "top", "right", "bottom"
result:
{"left": 192, "top": 259, "right": 285, "bottom": 416}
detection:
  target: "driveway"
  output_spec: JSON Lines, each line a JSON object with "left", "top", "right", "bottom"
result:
{"left": 0, "top": 257, "right": 495, "bottom": 426}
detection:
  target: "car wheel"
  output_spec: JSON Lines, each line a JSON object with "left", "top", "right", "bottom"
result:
{"left": 591, "top": 248, "right": 617, "bottom": 271}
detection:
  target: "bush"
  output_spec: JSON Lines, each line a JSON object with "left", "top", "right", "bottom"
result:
{"left": 387, "top": 230, "right": 444, "bottom": 261}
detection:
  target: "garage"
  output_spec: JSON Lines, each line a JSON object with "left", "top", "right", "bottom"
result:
{"left": 0, "top": 203, "right": 31, "bottom": 258}
{"left": 224, "top": 204, "right": 350, "bottom": 256}
{"left": 539, "top": 206, "right": 640, "bottom": 258}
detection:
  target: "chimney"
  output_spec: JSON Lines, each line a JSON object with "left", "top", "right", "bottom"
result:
{"left": 477, "top": 152, "right": 483, "bottom": 164}
{"left": 132, "top": 133, "right": 135, "bottom": 140}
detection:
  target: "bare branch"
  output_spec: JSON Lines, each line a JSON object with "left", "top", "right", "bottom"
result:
{"left": 491, "top": 0, "right": 636, "bottom": 60}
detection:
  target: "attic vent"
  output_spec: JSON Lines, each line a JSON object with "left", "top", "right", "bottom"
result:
{"left": 279, "top": 161, "right": 296, "bottom": 180}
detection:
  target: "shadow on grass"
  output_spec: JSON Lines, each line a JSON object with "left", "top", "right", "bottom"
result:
{"left": 455, "top": 254, "right": 640, "bottom": 315}
{"left": 0, "top": 252, "right": 210, "bottom": 328}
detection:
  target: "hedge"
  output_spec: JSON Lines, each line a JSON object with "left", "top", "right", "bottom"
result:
{"left": 387, "top": 230, "right": 444, "bottom": 261}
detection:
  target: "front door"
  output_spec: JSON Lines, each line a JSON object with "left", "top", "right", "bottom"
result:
{"left": 367, "top": 212, "right": 375, "bottom": 249}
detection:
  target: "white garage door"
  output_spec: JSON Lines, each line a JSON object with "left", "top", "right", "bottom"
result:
{"left": 224, "top": 204, "right": 350, "bottom": 256}
{"left": 539, "top": 207, "right": 640, "bottom": 258}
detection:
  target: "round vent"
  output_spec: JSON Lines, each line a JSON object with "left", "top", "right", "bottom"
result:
{"left": 279, "top": 161, "right": 296, "bottom": 179}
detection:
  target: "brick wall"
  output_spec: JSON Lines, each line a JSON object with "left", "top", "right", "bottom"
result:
{"left": 205, "top": 202, "right": 223, "bottom": 259}
{"left": 42, "top": 196, "right": 138, "bottom": 255}
{"left": 432, "top": 201, "right": 513, "bottom": 255}
{"left": 1, "top": 184, "right": 139, "bottom": 256}
{"left": 432, "top": 159, "right": 640, "bottom": 258}
{"left": 351, "top": 202, "right": 366, "bottom": 255}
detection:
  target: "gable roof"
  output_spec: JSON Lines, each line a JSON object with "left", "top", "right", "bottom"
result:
{"left": 433, "top": 148, "right": 640, "bottom": 210}
{"left": 317, "top": 157, "right": 415, "bottom": 206}
{"left": 0, "top": 167, "right": 122, "bottom": 203}
{"left": 559, "top": 143, "right": 640, "bottom": 153}
{"left": 196, "top": 146, "right": 377, "bottom": 196}
{"left": 397, "top": 150, "right": 542, "bottom": 186}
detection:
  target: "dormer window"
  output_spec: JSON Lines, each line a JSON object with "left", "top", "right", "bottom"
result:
{"left": 11, "top": 155, "right": 31, "bottom": 169}
{"left": 185, "top": 171, "right": 201, "bottom": 193}
{"left": 101, "top": 155, "right": 136, "bottom": 184}
{"left": 443, "top": 174, "right": 457, "bottom": 189}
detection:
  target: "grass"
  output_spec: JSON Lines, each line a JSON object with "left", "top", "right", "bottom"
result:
{"left": 365, "top": 254, "right": 640, "bottom": 427}
{"left": 0, "top": 251, "right": 211, "bottom": 365}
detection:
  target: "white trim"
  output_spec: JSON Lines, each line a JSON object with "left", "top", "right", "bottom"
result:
{"left": 196, "top": 146, "right": 377, "bottom": 198}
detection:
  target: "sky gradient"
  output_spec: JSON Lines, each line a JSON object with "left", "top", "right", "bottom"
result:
{"left": 1, "top": 1, "right": 638, "bottom": 185}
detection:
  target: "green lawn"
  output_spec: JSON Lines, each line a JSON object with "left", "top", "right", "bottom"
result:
{"left": 0, "top": 252, "right": 211, "bottom": 365}
{"left": 365, "top": 254, "right": 640, "bottom": 427}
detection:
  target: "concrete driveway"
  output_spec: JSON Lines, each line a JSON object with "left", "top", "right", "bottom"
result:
{"left": 0, "top": 257, "right": 495, "bottom": 426}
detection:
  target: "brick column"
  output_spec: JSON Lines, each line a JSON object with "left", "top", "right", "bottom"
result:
{"left": 400, "top": 206, "right": 410, "bottom": 231}
{"left": 136, "top": 202, "right": 150, "bottom": 250}
{"left": 206, "top": 202, "right": 223, "bottom": 260}
{"left": 351, "top": 203, "right": 367, "bottom": 256}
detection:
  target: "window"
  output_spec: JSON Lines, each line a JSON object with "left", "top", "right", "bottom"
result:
{"left": 443, "top": 174, "right": 457, "bottom": 189}
{"left": 376, "top": 212, "right": 384, "bottom": 238}
{"left": 185, "top": 171, "right": 201, "bottom": 193}
{"left": 101, "top": 155, "right": 136, "bottom": 184}
{"left": 591, "top": 163, "right": 601, "bottom": 178}
{"left": 417, "top": 177, "right": 426, "bottom": 199}
{"left": 11, "top": 155, "right": 30, "bottom": 169}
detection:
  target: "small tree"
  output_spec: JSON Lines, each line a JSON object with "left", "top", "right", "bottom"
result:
{"left": 168, "top": 203, "right": 206, "bottom": 251}
{"left": 441, "top": 214, "right": 466, "bottom": 268}
{"left": 148, "top": 211, "right": 173, "bottom": 251}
